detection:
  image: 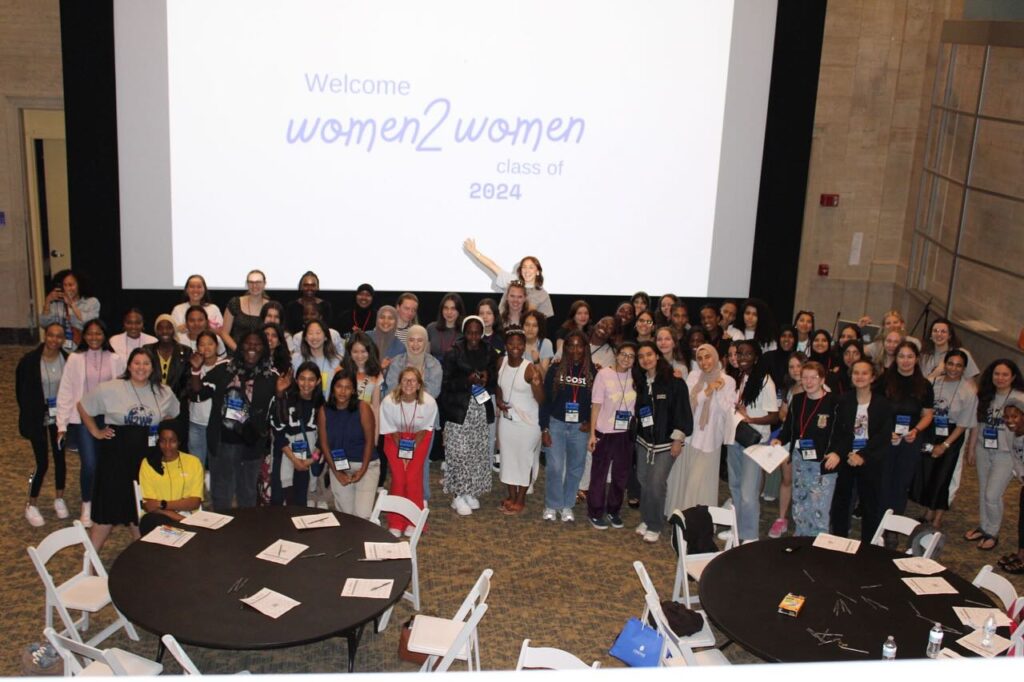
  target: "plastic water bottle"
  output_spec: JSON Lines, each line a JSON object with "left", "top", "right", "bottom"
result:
{"left": 926, "top": 622, "right": 943, "bottom": 658}
{"left": 882, "top": 635, "right": 897, "bottom": 661}
{"left": 981, "top": 615, "right": 996, "bottom": 648}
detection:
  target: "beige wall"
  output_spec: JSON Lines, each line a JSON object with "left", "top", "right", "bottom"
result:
{"left": 0, "top": 0, "right": 62, "bottom": 330}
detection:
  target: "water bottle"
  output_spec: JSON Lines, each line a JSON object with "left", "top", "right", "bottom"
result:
{"left": 926, "top": 622, "right": 943, "bottom": 658}
{"left": 882, "top": 635, "right": 897, "bottom": 661}
{"left": 981, "top": 615, "right": 996, "bottom": 648}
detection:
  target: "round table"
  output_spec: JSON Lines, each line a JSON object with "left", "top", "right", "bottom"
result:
{"left": 109, "top": 506, "right": 411, "bottom": 672}
{"left": 699, "top": 536, "right": 1002, "bottom": 661}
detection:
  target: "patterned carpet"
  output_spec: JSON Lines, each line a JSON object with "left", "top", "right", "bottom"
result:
{"left": 2, "top": 344, "right": 1021, "bottom": 674}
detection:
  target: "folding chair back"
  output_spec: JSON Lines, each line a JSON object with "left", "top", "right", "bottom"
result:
{"left": 45, "top": 627, "right": 130, "bottom": 675}
{"left": 161, "top": 634, "right": 201, "bottom": 675}
{"left": 972, "top": 565, "right": 1019, "bottom": 612}
{"left": 707, "top": 505, "right": 739, "bottom": 549}
{"left": 371, "top": 491, "right": 430, "bottom": 630}
{"left": 870, "top": 509, "right": 918, "bottom": 546}
{"left": 515, "top": 639, "right": 599, "bottom": 670}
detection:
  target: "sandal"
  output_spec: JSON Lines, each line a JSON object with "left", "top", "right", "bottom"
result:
{"left": 963, "top": 528, "right": 985, "bottom": 542}
{"left": 977, "top": 535, "right": 998, "bottom": 551}
{"left": 997, "top": 553, "right": 1018, "bottom": 568}
{"left": 1002, "top": 557, "right": 1024, "bottom": 574}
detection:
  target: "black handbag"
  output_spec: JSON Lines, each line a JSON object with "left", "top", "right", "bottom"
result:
{"left": 733, "top": 420, "right": 762, "bottom": 448}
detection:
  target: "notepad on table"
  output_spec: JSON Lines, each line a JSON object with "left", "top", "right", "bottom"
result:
{"left": 892, "top": 557, "right": 945, "bottom": 575}
{"left": 341, "top": 578, "right": 394, "bottom": 599}
{"left": 140, "top": 525, "right": 196, "bottom": 548}
{"left": 291, "top": 512, "right": 340, "bottom": 529}
{"left": 953, "top": 606, "right": 1012, "bottom": 629}
{"left": 179, "top": 510, "right": 233, "bottom": 529}
{"left": 902, "top": 576, "right": 958, "bottom": 595}
{"left": 240, "top": 588, "right": 300, "bottom": 619}
{"left": 956, "top": 628, "right": 1010, "bottom": 657}
{"left": 363, "top": 542, "right": 412, "bottom": 560}
{"left": 812, "top": 533, "right": 860, "bottom": 554}
{"left": 256, "top": 539, "right": 308, "bottom": 565}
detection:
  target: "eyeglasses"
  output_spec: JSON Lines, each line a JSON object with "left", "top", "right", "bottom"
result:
{"left": 618, "top": 353, "right": 636, "bottom": 360}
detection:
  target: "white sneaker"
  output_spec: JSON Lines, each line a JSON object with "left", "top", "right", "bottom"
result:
{"left": 26, "top": 504, "right": 45, "bottom": 527}
{"left": 542, "top": 508, "right": 557, "bottom": 521}
{"left": 635, "top": 521, "right": 648, "bottom": 536}
{"left": 79, "top": 501, "right": 93, "bottom": 528}
{"left": 53, "top": 498, "right": 69, "bottom": 519}
{"left": 643, "top": 530, "right": 660, "bottom": 543}
{"left": 560, "top": 508, "right": 575, "bottom": 523}
{"left": 389, "top": 528, "right": 402, "bottom": 538}
{"left": 464, "top": 495, "right": 480, "bottom": 510}
{"left": 451, "top": 497, "right": 472, "bottom": 516}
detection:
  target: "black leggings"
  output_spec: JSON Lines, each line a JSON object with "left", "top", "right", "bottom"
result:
{"left": 29, "top": 424, "right": 65, "bottom": 498}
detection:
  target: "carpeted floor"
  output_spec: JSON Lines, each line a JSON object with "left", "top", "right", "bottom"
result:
{"left": 2, "top": 344, "right": 1021, "bottom": 674}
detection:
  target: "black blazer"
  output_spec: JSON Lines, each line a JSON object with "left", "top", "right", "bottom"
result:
{"left": 16, "top": 345, "right": 68, "bottom": 438}
{"left": 828, "top": 391, "right": 893, "bottom": 465}
{"left": 144, "top": 342, "right": 194, "bottom": 400}
{"left": 634, "top": 374, "right": 693, "bottom": 451}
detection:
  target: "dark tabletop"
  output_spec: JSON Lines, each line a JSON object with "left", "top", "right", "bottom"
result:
{"left": 699, "top": 536, "right": 1003, "bottom": 662}
{"left": 109, "top": 506, "right": 411, "bottom": 650}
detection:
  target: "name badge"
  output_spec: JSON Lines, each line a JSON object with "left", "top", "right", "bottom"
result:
{"left": 639, "top": 405, "right": 654, "bottom": 428}
{"left": 289, "top": 435, "right": 309, "bottom": 460}
{"left": 934, "top": 414, "right": 950, "bottom": 437}
{"left": 330, "top": 448, "right": 350, "bottom": 471}
{"left": 398, "top": 438, "right": 415, "bottom": 460}
{"left": 45, "top": 397, "right": 57, "bottom": 424}
{"left": 148, "top": 424, "right": 158, "bottom": 447}
{"left": 564, "top": 402, "right": 579, "bottom": 423}
{"left": 799, "top": 438, "right": 817, "bottom": 460}
{"left": 63, "top": 326, "right": 76, "bottom": 351}
{"left": 614, "top": 410, "right": 631, "bottom": 431}
{"left": 225, "top": 396, "right": 248, "bottom": 423}
{"left": 894, "top": 415, "right": 911, "bottom": 436}
{"left": 983, "top": 426, "right": 999, "bottom": 450}
{"left": 852, "top": 437, "right": 868, "bottom": 452}
{"left": 470, "top": 384, "right": 490, "bottom": 404}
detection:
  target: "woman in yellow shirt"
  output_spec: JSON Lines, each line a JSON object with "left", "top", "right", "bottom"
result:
{"left": 138, "top": 421, "right": 203, "bottom": 535}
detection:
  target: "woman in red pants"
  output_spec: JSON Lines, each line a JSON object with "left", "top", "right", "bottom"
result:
{"left": 378, "top": 367, "right": 438, "bottom": 536}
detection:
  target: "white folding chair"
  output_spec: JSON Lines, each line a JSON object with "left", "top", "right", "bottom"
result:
{"left": 133, "top": 481, "right": 144, "bottom": 524}
{"left": 515, "top": 639, "right": 600, "bottom": 670}
{"left": 28, "top": 520, "right": 139, "bottom": 646}
{"left": 670, "top": 506, "right": 738, "bottom": 607}
{"left": 1008, "top": 622, "right": 1023, "bottom": 657}
{"left": 644, "top": 593, "right": 730, "bottom": 667}
{"left": 369, "top": 490, "right": 430, "bottom": 630}
{"left": 160, "top": 634, "right": 249, "bottom": 675}
{"left": 408, "top": 568, "right": 493, "bottom": 673}
{"left": 870, "top": 508, "right": 942, "bottom": 556}
{"left": 972, "top": 565, "right": 1020, "bottom": 612}
{"left": 634, "top": 561, "right": 715, "bottom": 649}
{"left": 44, "top": 627, "right": 162, "bottom": 676}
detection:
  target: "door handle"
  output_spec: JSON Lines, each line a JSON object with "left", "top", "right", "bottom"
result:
{"left": 51, "top": 249, "right": 64, "bottom": 258}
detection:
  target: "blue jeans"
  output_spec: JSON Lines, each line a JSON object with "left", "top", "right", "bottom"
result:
{"left": 727, "top": 441, "right": 763, "bottom": 541}
{"left": 545, "top": 418, "right": 589, "bottom": 511}
{"left": 69, "top": 419, "right": 102, "bottom": 503}
{"left": 188, "top": 422, "right": 208, "bottom": 468}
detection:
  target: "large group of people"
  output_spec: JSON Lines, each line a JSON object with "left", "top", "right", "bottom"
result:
{"left": 14, "top": 255, "right": 1024, "bottom": 575}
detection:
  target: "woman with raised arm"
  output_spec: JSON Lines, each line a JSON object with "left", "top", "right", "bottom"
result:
{"left": 78, "top": 348, "right": 180, "bottom": 550}
{"left": 39, "top": 269, "right": 100, "bottom": 352}
{"left": 221, "top": 269, "right": 271, "bottom": 352}
{"left": 463, "top": 238, "right": 554, "bottom": 317}
{"left": 911, "top": 349, "right": 977, "bottom": 530}
{"left": 170, "top": 274, "right": 223, "bottom": 337}
{"left": 17, "top": 324, "right": 69, "bottom": 527}
{"left": 441, "top": 316, "right": 498, "bottom": 516}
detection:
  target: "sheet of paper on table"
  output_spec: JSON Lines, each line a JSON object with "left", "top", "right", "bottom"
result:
{"left": 179, "top": 510, "right": 233, "bottom": 529}
{"left": 140, "top": 525, "right": 196, "bottom": 548}
{"left": 892, "top": 557, "right": 946, "bottom": 575}
{"left": 743, "top": 444, "right": 789, "bottom": 474}
{"left": 953, "top": 606, "right": 1013, "bottom": 628}
{"left": 902, "top": 576, "right": 958, "bottom": 595}
{"left": 256, "top": 539, "right": 309, "bottom": 565}
{"left": 812, "top": 533, "right": 861, "bottom": 554}
{"left": 291, "top": 512, "right": 340, "bottom": 530}
{"left": 937, "top": 648, "right": 962, "bottom": 658}
{"left": 341, "top": 578, "right": 394, "bottom": 599}
{"left": 956, "top": 628, "right": 1011, "bottom": 657}
{"left": 240, "top": 588, "right": 301, "bottom": 619}
{"left": 363, "top": 542, "right": 412, "bottom": 561}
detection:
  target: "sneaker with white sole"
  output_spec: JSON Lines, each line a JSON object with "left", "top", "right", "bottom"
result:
{"left": 542, "top": 508, "right": 557, "bottom": 521}
{"left": 464, "top": 495, "right": 480, "bottom": 510}
{"left": 642, "top": 530, "right": 660, "bottom": 543}
{"left": 589, "top": 516, "right": 609, "bottom": 530}
{"left": 79, "top": 501, "right": 93, "bottom": 528}
{"left": 768, "top": 518, "right": 789, "bottom": 538}
{"left": 608, "top": 514, "right": 624, "bottom": 528}
{"left": 451, "top": 497, "right": 472, "bottom": 516}
{"left": 25, "top": 504, "right": 45, "bottom": 527}
{"left": 53, "top": 498, "right": 69, "bottom": 519}
{"left": 560, "top": 508, "right": 575, "bottom": 522}
{"left": 635, "top": 522, "right": 648, "bottom": 535}
{"left": 404, "top": 526, "right": 416, "bottom": 537}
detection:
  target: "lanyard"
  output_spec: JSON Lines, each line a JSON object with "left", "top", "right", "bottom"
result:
{"left": 42, "top": 355, "right": 64, "bottom": 397}
{"left": 797, "top": 393, "right": 825, "bottom": 438}
{"left": 85, "top": 352, "right": 105, "bottom": 394}
{"left": 934, "top": 377, "right": 961, "bottom": 413}
{"left": 615, "top": 371, "right": 631, "bottom": 412}
{"left": 399, "top": 400, "right": 418, "bottom": 433}
{"left": 162, "top": 457, "right": 186, "bottom": 501}
{"left": 353, "top": 308, "right": 371, "bottom": 331}
{"left": 989, "top": 391, "right": 1011, "bottom": 426}
{"left": 128, "top": 381, "right": 157, "bottom": 418}
{"left": 567, "top": 363, "right": 582, "bottom": 404}
{"left": 503, "top": 359, "right": 524, "bottom": 395}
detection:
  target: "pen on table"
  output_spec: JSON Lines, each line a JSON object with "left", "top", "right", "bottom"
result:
{"left": 227, "top": 578, "right": 243, "bottom": 594}
{"left": 370, "top": 582, "right": 389, "bottom": 592}
{"left": 308, "top": 515, "right": 330, "bottom": 525}
{"left": 277, "top": 542, "right": 284, "bottom": 557}
{"left": 334, "top": 548, "right": 353, "bottom": 559}
{"left": 299, "top": 552, "right": 327, "bottom": 559}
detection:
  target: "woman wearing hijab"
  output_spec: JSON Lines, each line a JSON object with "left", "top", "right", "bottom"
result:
{"left": 368, "top": 305, "right": 406, "bottom": 371}
{"left": 666, "top": 344, "right": 737, "bottom": 513}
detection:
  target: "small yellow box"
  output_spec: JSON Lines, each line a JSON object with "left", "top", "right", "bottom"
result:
{"left": 778, "top": 593, "right": 806, "bottom": 617}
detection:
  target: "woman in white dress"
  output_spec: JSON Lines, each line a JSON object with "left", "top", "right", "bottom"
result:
{"left": 496, "top": 327, "right": 545, "bottom": 515}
